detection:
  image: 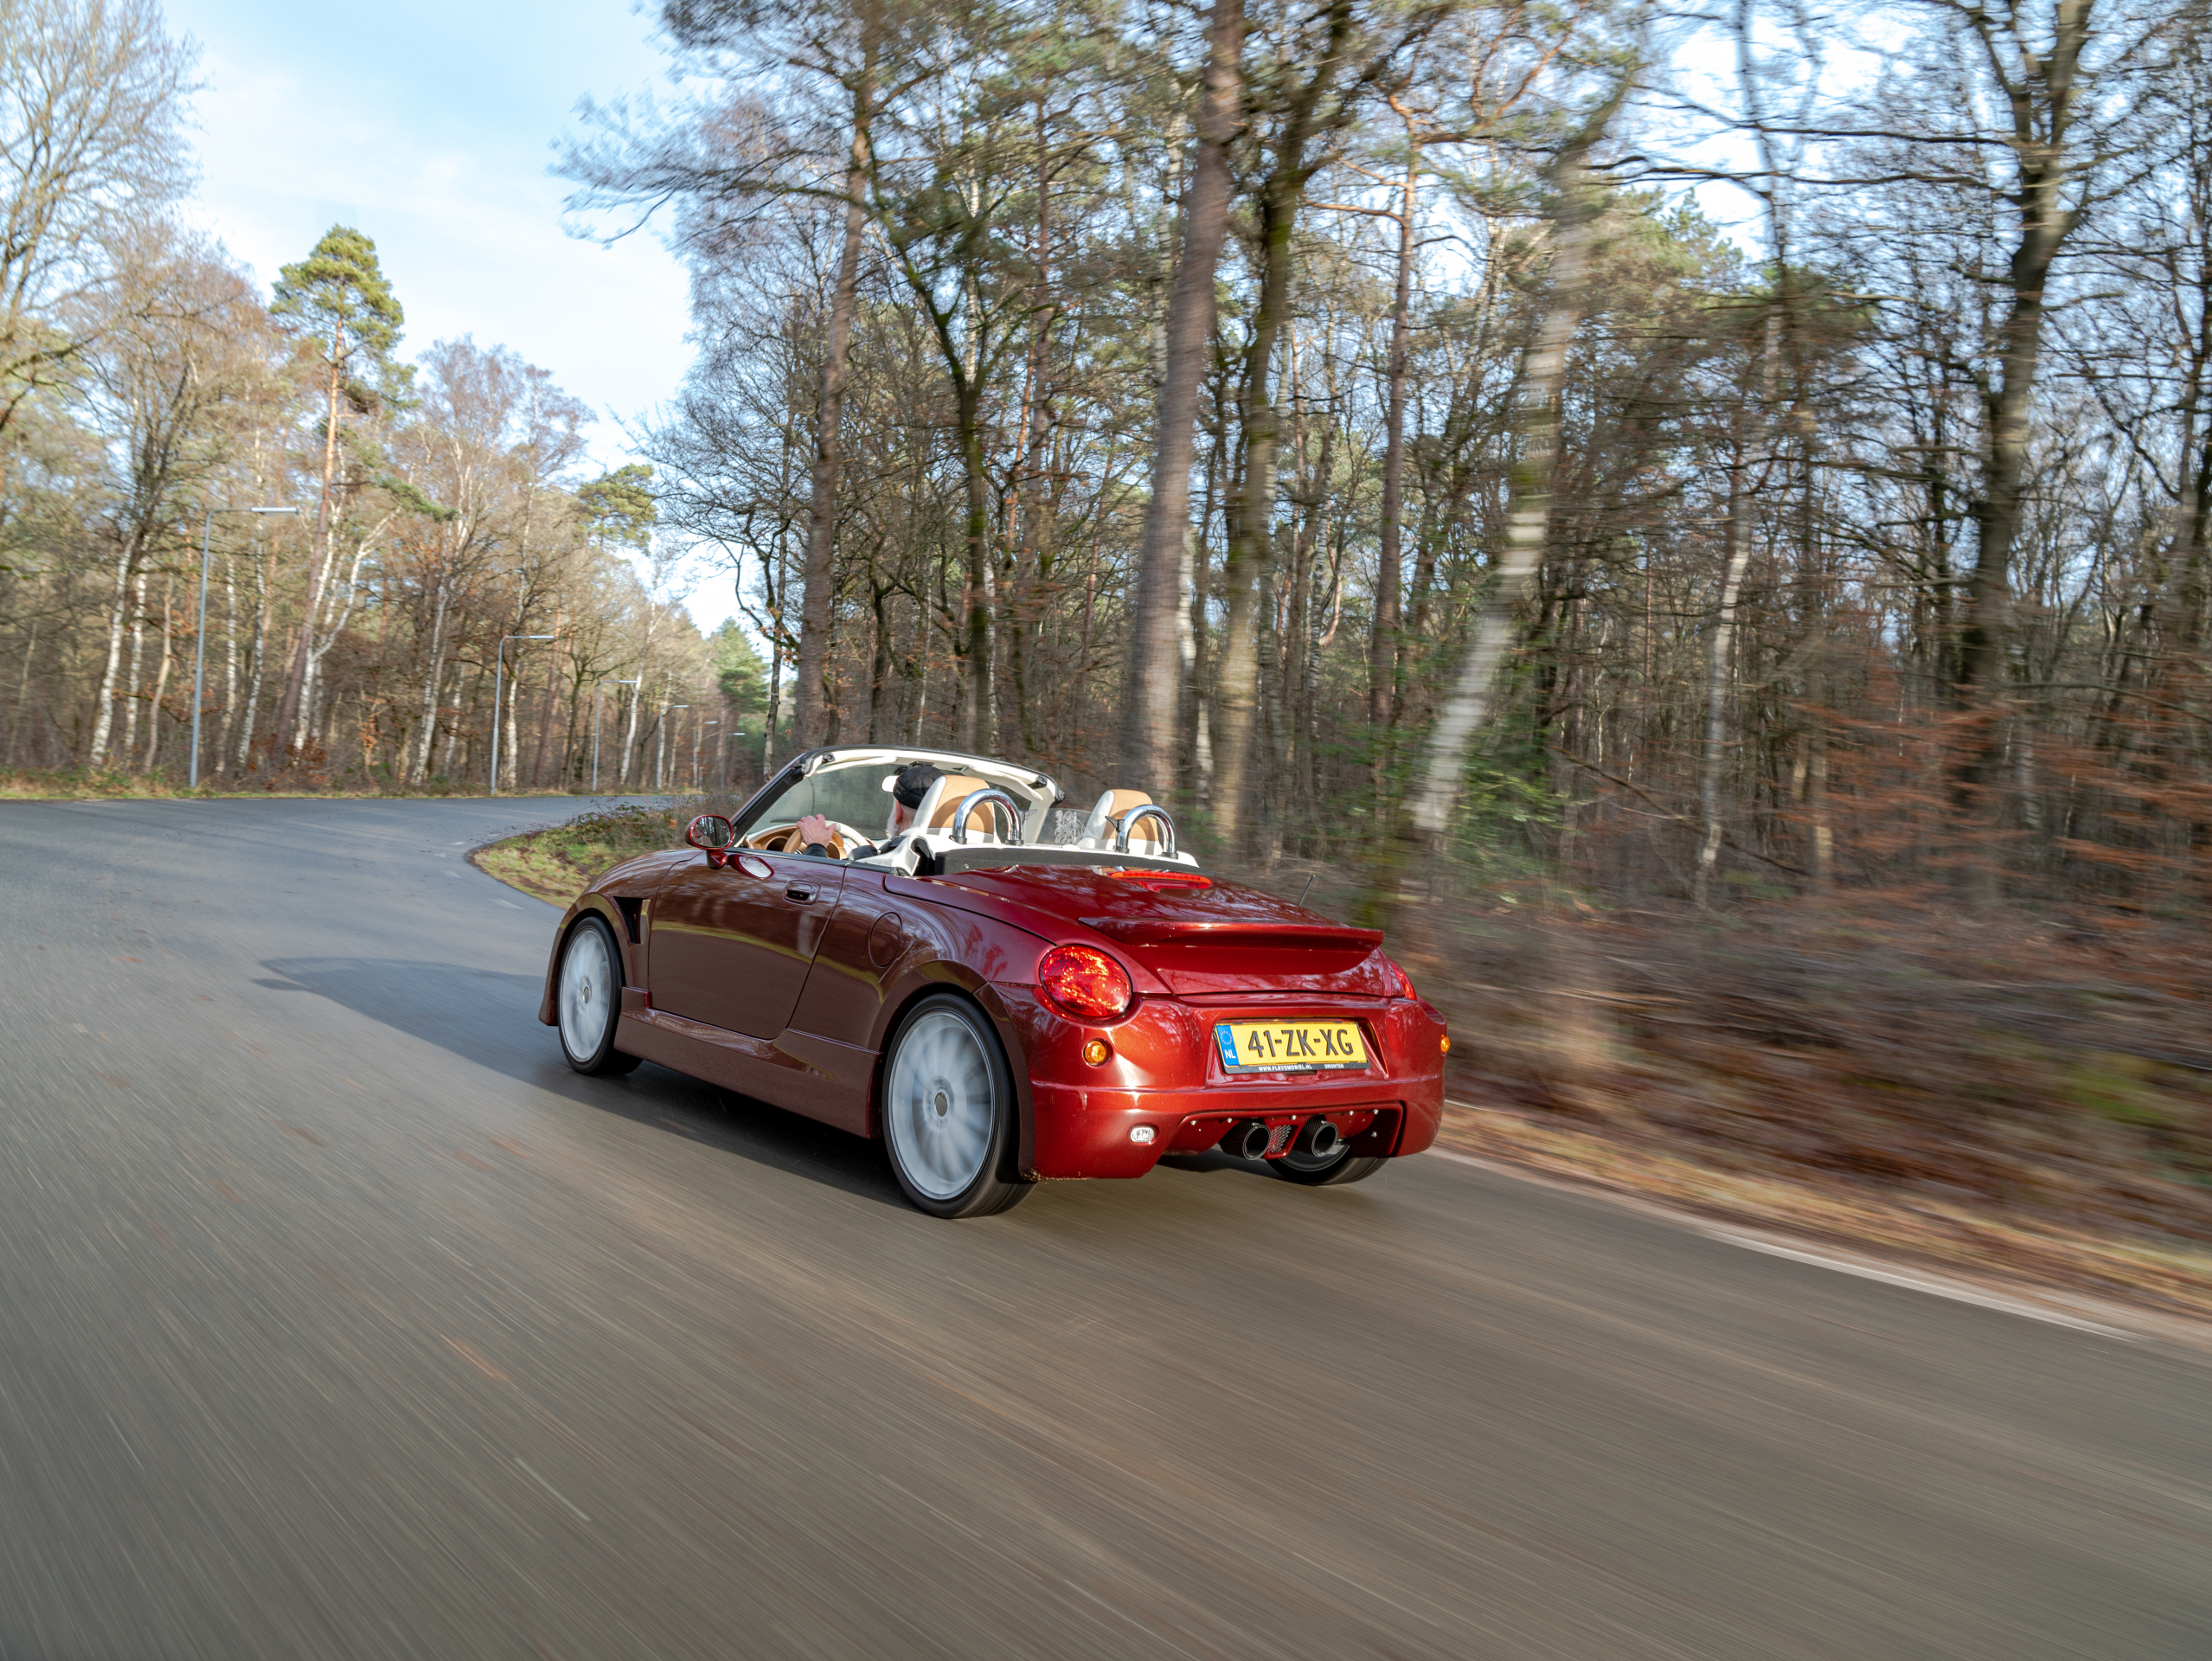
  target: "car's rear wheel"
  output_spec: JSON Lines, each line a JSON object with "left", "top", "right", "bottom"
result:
{"left": 880, "top": 993, "right": 1031, "bottom": 1219}
{"left": 556, "top": 914, "right": 642, "bottom": 1075}
{"left": 1270, "top": 1141, "right": 1387, "bottom": 1188}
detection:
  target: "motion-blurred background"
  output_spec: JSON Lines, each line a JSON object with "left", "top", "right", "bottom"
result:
{"left": 4, "top": 0, "right": 2209, "bottom": 1311}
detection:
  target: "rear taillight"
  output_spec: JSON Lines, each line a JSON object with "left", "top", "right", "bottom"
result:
{"left": 1037, "top": 945, "right": 1134, "bottom": 1021}
{"left": 1381, "top": 955, "right": 1417, "bottom": 1000}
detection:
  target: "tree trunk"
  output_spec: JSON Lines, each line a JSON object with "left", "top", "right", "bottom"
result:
{"left": 1949, "top": 0, "right": 2091, "bottom": 862}
{"left": 234, "top": 546, "right": 272, "bottom": 772}
{"left": 620, "top": 682, "right": 644, "bottom": 790}
{"left": 792, "top": 39, "right": 876, "bottom": 750}
{"left": 272, "top": 343, "right": 346, "bottom": 761}
{"left": 529, "top": 618, "right": 562, "bottom": 787}
{"left": 1120, "top": 0, "right": 1242, "bottom": 789}
{"left": 957, "top": 374, "right": 992, "bottom": 754}
{"left": 87, "top": 531, "right": 140, "bottom": 766}
{"left": 217, "top": 552, "right": 240, "bottom": 778}
{"left": 1696, "top": 432, "right": 1757, "bottom": 904}
{"left": 1371, "top": 142, "right": 1419, "bottom": 784}
{"left": 410, "top": 574, "right": 450, "bottom": 784}
{"left": 1407, "top": 90, "right": 1622, "bottom": 843}
{"left": 144, "top": 573, "right": 175, "bottom": 772}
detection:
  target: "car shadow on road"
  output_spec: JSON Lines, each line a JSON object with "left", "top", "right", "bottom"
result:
{"left": 264, "top": 955, "right": 910, "bottom": 1209}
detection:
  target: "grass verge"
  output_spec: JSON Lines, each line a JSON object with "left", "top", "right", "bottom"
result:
{"left": 470, "top": 802, "right": 695, "bottom": 909}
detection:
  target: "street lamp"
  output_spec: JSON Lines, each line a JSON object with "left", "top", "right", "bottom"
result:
{"left": 490, "top": 633, "right": 555, "bottom": 795}
{"left": 189, "top": 504, "right": 298, "bottom": 789}
{"left": 593, "top": 677, "right": 639, "bottom": 794}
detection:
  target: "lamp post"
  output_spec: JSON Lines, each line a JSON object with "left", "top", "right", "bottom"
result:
{"left": 189, "top": 504, "right": 297, "bottom": 789}
{"left": 593, "top": 677, "right": 638, "bottom": 794}
{"left": 490, "top": 633, "right": 555, "bottom": 795}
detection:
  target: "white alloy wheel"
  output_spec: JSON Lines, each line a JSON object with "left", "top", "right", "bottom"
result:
{"left": 557, "top": 916, "right": 637, "bottom": 1074}
{"left": 885, "top": 1009, "right": 996, "bottom": 1200}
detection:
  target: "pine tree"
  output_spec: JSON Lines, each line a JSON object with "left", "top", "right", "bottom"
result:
{"left": 266, "top": 225, "right": 404, "bottom": 763}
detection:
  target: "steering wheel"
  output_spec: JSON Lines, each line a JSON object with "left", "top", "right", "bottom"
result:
{"left": 747, "top": 821, "right": 861, "bottom": 858}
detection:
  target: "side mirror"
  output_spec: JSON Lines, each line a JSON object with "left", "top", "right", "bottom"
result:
{"left": 685, "top": 814, "right": 734, "bottom": 853}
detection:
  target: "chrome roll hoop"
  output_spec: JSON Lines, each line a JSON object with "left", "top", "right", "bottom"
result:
{"left": 1114, "top": 803, "right": 1177, "bottom": 856}
{"left": 949, "top": 787, "right": 1023, "bottom": 844}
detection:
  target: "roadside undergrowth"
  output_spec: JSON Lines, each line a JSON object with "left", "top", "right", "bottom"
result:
{"left": 471, "top": 798, "right": 727, "bottom": 908}
{"left": 1381, "top": 895, "right": 2212, "bottom": 1321}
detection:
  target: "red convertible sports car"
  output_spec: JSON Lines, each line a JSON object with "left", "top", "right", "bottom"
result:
{"left": 539, "top": 746, "right": 1447, "bottom": 1217}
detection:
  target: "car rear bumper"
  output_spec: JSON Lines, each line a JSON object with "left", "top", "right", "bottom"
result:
{"left": 1025, "top": 1078, "right": 1442, "bottom": 1178}
{"left": 993, "top": 984, "right": 1447, "bottom": 1179}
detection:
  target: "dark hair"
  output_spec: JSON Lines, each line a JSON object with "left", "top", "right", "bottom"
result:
{"left": 892, "top": 762, "right": 944, "bottom": 809}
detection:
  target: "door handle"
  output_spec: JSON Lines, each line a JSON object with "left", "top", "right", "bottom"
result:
{"left": 785, "top": 884, "right": 818, "bottom": 903}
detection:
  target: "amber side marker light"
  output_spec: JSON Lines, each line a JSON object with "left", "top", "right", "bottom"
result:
{"left": 1082, "top": 1038, "right": 1112, "bottom": 1066}
{"left": 1440, "top": 1034, "right": 1452, "bottom": 1055}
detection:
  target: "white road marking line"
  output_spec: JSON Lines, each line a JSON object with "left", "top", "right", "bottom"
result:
{"left": 491, "top": 898, "right": 523, "bottom": 910}
{"left": 1699, "top": 1229, "right": 2132, "bottom": 1339}
{"left": 516, "top": 1459, "right": 589, "bottom": 1522}
{"left": 1422, "top": 1147, "right": 2134, "bottom": 1341}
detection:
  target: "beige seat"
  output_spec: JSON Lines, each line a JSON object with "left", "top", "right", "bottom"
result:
{"left": 912, "top": 774, "right": 1009, "bottom": 842}
{"left": 1080, "top": 789, "right": 1170, "bottom": 855}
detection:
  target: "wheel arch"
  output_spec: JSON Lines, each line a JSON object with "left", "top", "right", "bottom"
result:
{"left": 537, "top": 898, "right": 633, "bottom": 1027}
{"left": 868, "top": 973, "right": 1035, "bottom": 1177}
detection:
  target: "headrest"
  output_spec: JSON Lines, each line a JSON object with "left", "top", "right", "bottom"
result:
{"left": 916, "top": 773, "right": 1000, "bottom": 836}
{"left": 1081, "top": 789, "right": 1157, "bottom": 848}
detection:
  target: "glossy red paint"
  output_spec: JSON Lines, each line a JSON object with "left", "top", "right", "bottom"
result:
{"left": 539, "top": 830, "right": 1446, "bottom": 1190}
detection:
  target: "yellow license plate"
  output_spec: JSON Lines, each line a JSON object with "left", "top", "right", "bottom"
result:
{"left": 1213, "top": 1019, "right": 1368, "bottom": 1074}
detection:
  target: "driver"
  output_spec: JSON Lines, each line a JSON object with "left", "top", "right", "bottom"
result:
{"left": 797, "top": 761, "right": 942, "bottom": 860}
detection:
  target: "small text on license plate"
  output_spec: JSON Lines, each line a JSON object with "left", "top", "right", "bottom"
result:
{"left": 1214, "top": 1020, "right": 1367, "bottom": 1073}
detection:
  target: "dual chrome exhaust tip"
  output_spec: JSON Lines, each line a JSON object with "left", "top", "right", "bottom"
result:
{"left": 1219, "top": 1117, "right": 1340, "bottom": 1161}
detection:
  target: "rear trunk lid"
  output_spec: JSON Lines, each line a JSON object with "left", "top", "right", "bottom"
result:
{"left": 936, "top": 866, "right": 1393, "bottom": 997}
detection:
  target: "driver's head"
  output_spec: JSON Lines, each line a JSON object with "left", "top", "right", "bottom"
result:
{"left": 888, "top": 761, "right": 943, "bottom": 831}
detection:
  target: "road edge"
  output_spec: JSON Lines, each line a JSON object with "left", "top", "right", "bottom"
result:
{"left": 1421, "top": 1135, "right": 2212, "bottom": 1354}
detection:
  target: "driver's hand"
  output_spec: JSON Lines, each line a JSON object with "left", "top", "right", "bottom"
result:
{"left": 796, "top": 813, "right": 837, "bottom": 853}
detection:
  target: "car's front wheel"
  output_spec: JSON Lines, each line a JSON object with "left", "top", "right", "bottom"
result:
{"left": 556, "top": 914, "right": 642, "bottom": 1075}
{"left": 880, "top": 993, "right": 1031, "bottom": 1219}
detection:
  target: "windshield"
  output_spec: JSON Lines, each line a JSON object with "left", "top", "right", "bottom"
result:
{"left": 739, "top": 765, "right": 901, "bottom": 842}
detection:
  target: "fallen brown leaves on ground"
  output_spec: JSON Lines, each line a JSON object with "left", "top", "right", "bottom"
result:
{"left": 1385, "top": 891, "right": 2212, "bottom": 1319}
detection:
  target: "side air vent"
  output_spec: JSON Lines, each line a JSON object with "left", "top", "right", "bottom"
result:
{"left": 613, "top": 895, "right": 643, "bottom": 944}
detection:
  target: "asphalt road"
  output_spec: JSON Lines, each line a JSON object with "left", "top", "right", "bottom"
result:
{"left": 2, "top": 797, "right": 2207, "bottom": 1661}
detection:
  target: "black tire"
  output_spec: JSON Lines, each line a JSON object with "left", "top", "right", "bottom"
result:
{"left": 1270, "top": 1151, "right": 1388, "bottom": 1188}
{"left": 555, "top": 914, "right": 643, "bottom": 1075}
{"left": 879, "top": 992, "right": 1032, "bottom": 1219}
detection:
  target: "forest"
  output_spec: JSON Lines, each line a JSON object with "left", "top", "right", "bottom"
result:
{"left": 5, "top": 0, "right": 2209, "bottom": 914}
{"left": 7, "top": 0, "right": 2212, "bottom": 1289}
{"left": 0, "top": 0, "right": 766, "bottom": 798}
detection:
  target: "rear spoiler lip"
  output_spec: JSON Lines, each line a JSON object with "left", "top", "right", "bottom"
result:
{"left": 1078, "top": 918, "right": 1384, "bottom": 950}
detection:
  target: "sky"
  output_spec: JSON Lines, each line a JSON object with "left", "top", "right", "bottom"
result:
{"left": 164, "top": 0, "right": 745, "bottom": 631}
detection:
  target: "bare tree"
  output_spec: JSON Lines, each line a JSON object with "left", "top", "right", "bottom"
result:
{"left": 0, "top": 0, "right": 194, "bottom": 442}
